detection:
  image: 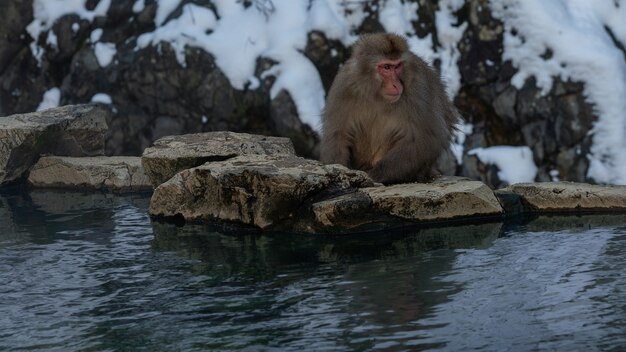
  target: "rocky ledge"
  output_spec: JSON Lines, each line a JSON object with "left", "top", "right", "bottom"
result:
{"left": 0, "top": 104, "right": 108, "bottom": 184}
{"left": 0, "top": 104, "right": 150, "bottom": 192}
{"left": 2, "top": 105, "right": 626, "bottom": 234}
{"left": 142, "top": 130, "right": 626, "bottom": 233}
{"left": 28, "top": 156, "right": 151, "bottom": 191}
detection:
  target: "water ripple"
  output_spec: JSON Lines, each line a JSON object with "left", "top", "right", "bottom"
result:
{"left": 2, "top": 191, "right": 626, "bottom": 351}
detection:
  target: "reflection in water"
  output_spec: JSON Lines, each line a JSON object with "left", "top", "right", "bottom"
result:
{"left": 1, "top": 189, "right": 626, "bottom": 351}
{"left": 417, "top": 226, "right": 626, "bottom": 350}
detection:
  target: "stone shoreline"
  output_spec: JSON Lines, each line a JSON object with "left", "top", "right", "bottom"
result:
{"left": 2, "top": 105, "right": 626, "bottom": 234}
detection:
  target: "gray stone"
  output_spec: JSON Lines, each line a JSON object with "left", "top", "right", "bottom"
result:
{"left": 0, "top": 104, "right": 108, "bottom": 185}
{"left": 361, "top": 176, "right": 504, "bottom": 222}
{"left": 309, "top": 177, "right": 502, "bottom": 228}
{"left": 28, "top": 156, "right": 151, "bottom": 191}
{"left": 0, "top": 0, "right": 32, "bottom": 74}
{"left": 461, "top": 153, "right": 504, "bottom": 189}
{"left": 499, "top": 182, "right": 626, "bottom": 212}
{"left": 492, "top": 86, "right": 517, "bottom": 123}
{"left": 149, "top": 154, "right": 375, "bottom": 229}
{"left": 556, "top": 146, "right": 589, "bottom": 182}
{"left": 308, "top": 176, "right": 504, "bottom": 232}
{"left": 493, "top": 190, "right": 525, "bottom": 214}
{"left": 310, "top": 191, "right": 377, "bottom": 231}
{"left": 141, "top": 131, "right": 296, "bottom": 187}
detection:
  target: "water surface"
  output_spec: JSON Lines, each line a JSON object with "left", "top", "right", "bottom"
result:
{"left": 1, "top": 190, "right": 626, "bottom": 351}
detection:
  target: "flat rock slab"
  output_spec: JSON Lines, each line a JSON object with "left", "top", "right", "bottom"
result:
{"left": 498, "top": 182, "right": 626, "bottom": 212}
{"left": 311, "top": 177, "right": 504, "bottom": 231}
{"left": 364, "top": 177, "right": 503, "bottom": 220}
{"left": 28, "top": 156, "right": 151, "bottom": 192}
{"left": 0, "top": 104, "right": 108, "bottom": 185}
{"left": 142, "top": 131, "right": 296, "bottom": 187}
{"left": 149, "top": 154, "right": 375, "bottom": 229}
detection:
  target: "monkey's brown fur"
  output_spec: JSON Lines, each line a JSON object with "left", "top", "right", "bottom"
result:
{"left": 320, "top": 33, "right": 459, "bottom": 184}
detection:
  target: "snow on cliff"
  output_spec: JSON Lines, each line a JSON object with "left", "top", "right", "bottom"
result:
{"left": 491, "top": 0, "right": 626, "bottom": 184}
{"left": 26, "top": 0, "right": 626, "bottom": 184}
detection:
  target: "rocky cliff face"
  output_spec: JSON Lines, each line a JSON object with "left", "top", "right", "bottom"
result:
{"left": 0, "top": 0, "right": 615, "bottom": 188}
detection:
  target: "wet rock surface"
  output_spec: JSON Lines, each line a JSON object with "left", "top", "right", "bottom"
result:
{"left": 28, "top": 156, "right": 151, "bottom": 191}
{"left": 143, "top": 134, "right": 503, "bottom": 233}
{"left": 309, "top": 177, "right": 503, "bottom": 232}
{"left": 145, "top": 133, "right": 626, "bottom": 233}
{"left": 144, "top": 134, "right": 504, "bottom": 232}
{"left": 497, "top": 182, "right": 626, "bottom": 214}
{"left": 141, "top": 131, "right": 296, "bottom": 187}
{"left": 0, "top": 104, "right": 108, "bottom": 185}
{"left": 148, "top": 154, "right": 375, "bottom": 230}
{"left": 362, "top": 177, "right": 503, "bottom": 221}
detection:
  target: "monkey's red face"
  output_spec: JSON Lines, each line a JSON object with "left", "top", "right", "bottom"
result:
{"left": 377, "top": 60, "right": 404, "bottom": 103}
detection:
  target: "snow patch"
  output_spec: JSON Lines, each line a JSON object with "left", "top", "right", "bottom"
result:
{"left": 451, "top": 122, "right": 473, "bottom": 164}
{"left": 137, "top": 4, "right": 217, "bottom": 67}
{"left": 94, "top": 42, "right": 116, "bottom": 67}
{"left": 155, "top": 0, "right": 182, "bottom": 26}
{"left": 468, "top": 146, "right": 538, "bottom": 185}
{"left": 46, "top": 31, "right": 58, "bottom": 49}
{"left": 91, "top": 93, "right": 112, "bottom": 104}
{"left": 37, "top": 87, "right": 61, "bottom": 111}
{"left": 435, "top": 0, "right": 468, "bottom": 98}
{"left": 27, "top": 0, "right": 111, "bottom": 64}
{"left": 27, "top": 0, "right": 111, "bottom": 40}
{"left": 90, "top": 28, "right": 103, "bottom": 42}
{"left": 133, "top": 0, "right": 146, "bottom": 14}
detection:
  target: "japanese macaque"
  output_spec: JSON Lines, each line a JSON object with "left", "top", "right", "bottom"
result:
{"left": 320, "top": 33, "right": 459, "bottom": 184}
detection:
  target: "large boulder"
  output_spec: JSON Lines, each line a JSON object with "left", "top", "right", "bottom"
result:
{"left": 141, "top": 131, "right": 296, "bottom": 187}
{"left": 0, "top": 104, "right": 108, "bottom": 185}
{"left": 141, "top": 132, "right": 295, "bottom": 187}
{"left": 496, "top": 182, "right": 626, "bottom": 213}
{"left": 365, "top": 177, "right": 503, "bottom": 221}
{"left": 311, "top": 177, "right": 504, "bottom": 231}
{"left": 28, "top": 156, "right": 151, "bottom": 192}
{"left": 149, "top": 154, "right": 375, "bottom": 229}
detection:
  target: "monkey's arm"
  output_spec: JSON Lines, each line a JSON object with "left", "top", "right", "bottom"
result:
{"left": 367, "top": 141, "right": 437, "bottom": 184}
{"left": 320, "top": 132, "right": 351, "bottom": 167}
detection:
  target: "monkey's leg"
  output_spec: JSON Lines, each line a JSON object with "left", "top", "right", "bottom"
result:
{"left": 368, "top": 144, "right": 433, "bottom": 184}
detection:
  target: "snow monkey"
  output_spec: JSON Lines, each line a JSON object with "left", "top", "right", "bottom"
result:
{"left": 320, "top": 33, "right": 459, "bottom": 184}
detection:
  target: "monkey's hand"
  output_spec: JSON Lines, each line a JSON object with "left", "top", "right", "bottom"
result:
{"left": 367, "top": 145, "right": 434, "bottom": 185}
{"left": 320, "top": 137, "right": 351, "bottom": 167}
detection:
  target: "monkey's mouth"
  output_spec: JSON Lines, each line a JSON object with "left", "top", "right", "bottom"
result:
{"left": 383, "top": 94, "right": 402, "bottom": 103}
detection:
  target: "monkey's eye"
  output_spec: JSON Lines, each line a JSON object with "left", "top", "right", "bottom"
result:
{"left": 382, "top": 64, "right": 391, "bottom": 70}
